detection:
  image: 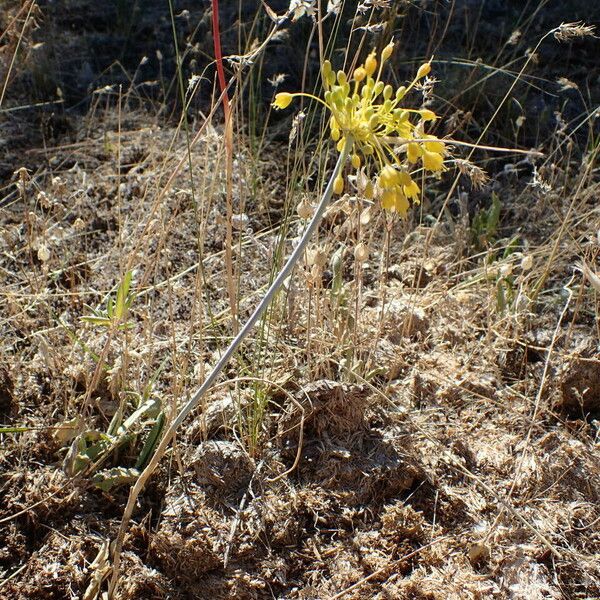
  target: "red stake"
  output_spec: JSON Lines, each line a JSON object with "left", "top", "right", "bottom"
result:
{"left": 211, "top": 0, "right": 231, "bottom": 121}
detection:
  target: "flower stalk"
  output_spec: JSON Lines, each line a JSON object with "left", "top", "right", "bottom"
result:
{"left": 108, "top": 137, "right": 353, "bottom": 597}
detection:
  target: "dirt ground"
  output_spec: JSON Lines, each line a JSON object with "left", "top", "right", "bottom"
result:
{"left": 1, "top": 105, "right": 599, "bottom": 598}
{"left": 1, "top": 2, "right": 600, "bottom": 600}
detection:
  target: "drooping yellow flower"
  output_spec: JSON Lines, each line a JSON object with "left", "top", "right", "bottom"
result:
{"left": 273, "top": 92, "right": 294, "bottom": 110}
{"left": 422, "top": 149, "right": 444, "bottom": 171}
{"left": 271, "top": 42, "right": 448, "bottom": 216}
{"left": 403, "top": 179, "right": 420, "bottom": 199}
{"left": 407, "top": 142, "right": 421, "bottom": 164}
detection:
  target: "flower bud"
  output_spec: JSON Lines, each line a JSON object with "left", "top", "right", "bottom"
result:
{"left": 417, "top": 62, "right": 432, "bottom": 79}
{"left": 351, "top": 154, "right": 361, "bottom": 169}
{"left": 395, "top": 86, "right": 407, "bottom": 101}
{"left": 333, "top": 174, "right": 344, "bottom": 195}
{"left": 353, "top": 67, "right": 366, "bottom": 82}
{"left": 381, "top": 41, "right": 394, "bottom": 62}
{"left": 365, "top": 52, "right": 377, "bottom": 77}
{"left": 419, "top": 109, "right": 437, "bottom": 121}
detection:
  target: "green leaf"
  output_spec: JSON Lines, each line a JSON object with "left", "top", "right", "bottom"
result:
{"left": 80, "top": 315, "right": 112, "bottom": 327}
{"left": 135, "top": 412, "right": 165, "bottom": 469}
{"left": 502, "top": 236, "right": 520, "bottom": 259}
{"left": 122, "top": 397, "right": 161, "bottom": 431}
{"left": 486, "top": 192, "right": 501, "bottom": 238}
{"left": 93, "top": 467, "right": 140, "bottom": 492}
{"left": 66, "top": 431, "right": 113, "bottom": 475}
{"left": 0, "top": 426, "right": 33, "bottom": 433}
{"left": 115, "top": 271, "right": 133, "bottom": 321}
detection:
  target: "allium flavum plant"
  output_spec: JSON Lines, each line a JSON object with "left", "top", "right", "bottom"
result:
{"left": 273, "top": 41, "right": 447, "bottom": 216}
{"left": 109, "top": 40, "right": 451, "bottom": 598}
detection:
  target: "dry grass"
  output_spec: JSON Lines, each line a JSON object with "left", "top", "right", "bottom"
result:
{"left": 1, "top": 1, "right": 599, "bottom": 599}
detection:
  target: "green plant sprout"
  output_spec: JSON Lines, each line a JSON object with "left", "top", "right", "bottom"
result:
{"left": 81, "top": 270, "right": 135, "bottom": 330}
{"left": 109, "top": 42, "right": 451, "bottom": 595}
{"left": 58, "top": 272, "right": 167, "bottom": 491}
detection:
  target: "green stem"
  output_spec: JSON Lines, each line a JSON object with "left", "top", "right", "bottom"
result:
{"left": 107, "top": 137, "right": 353, "bottom": 597}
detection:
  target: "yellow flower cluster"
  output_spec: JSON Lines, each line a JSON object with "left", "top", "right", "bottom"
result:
{"left": 273, "top": 42, "right": 447, "bottom": 216}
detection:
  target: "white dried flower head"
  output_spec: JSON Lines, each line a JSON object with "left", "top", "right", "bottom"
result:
{"left": 306, "top": 246, "right": 328, "bottom": 268}
{"left": 358, "top": 0, "right": 391, "bottom": 13}
{"left": 289, "top": 0, "right": 316, "bottom": 22}
{"left": 507, "top": 30, "right": 521, "bottom": 45}
{"left": 529, "top": 165, "right": 552, "bottom": 194}
{"left": 52, "top": 176, "right": 63, "bottom": 189}
{"left": 354, "top": 242, "right": 369, "bottom": 263}
{"left": 297, "top": 199, "right": 314, "bottom": 220}
{"left": 520, "top": 255, "right": 533, "bottom": 271}
{"left": 355, "top": 22, "right": 386, "bottom": 34}
{"left": 37, "top": 191, "right": 52, "bottom": 209}
{"left": 455, "top": 159, "right": 489, "bottom": 190}
{"left": 268, "top": 73, "right": 287, "bottom": 88}
{"left": 37, "top": 243, "right": 50, "bottom": 262}
{"left": 578, "top": 261, "right": 600, "bottom": 294}
{"left": 327, "top": 0, "right": 342, "bottom": 15}
{"left": 525, "top": 47, "right": 539, "bottom": 64}
{"left": 557, "top": 77, "right": 578, "bottom": 91}
{"left": 187, "top": 74, "right": 200, "bottom": 94}
{"left": 231, "top": 213, "right": 250, "bottom": 231}
{"left": 288, "top": 110, "right": 306, "bottom": 146}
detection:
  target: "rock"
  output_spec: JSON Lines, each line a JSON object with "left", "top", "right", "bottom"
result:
{"left": 560, "top": 348, "right": 600, "bottom": 417}
{"left": 190, "top": 440, "right": 253, "bottom": 494}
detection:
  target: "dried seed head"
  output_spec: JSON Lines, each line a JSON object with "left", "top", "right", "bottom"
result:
{"left": 521, "top": 255, "right": 533, "bottom": 271}
{"left": 354, "top": 242, "right": 369, "bottom": 263}
{"left": 297, "top": 199, "right": 314, "bottom": 220}
{"left": 455, "top": 159, "right": 490, "bottom": 190}
{"left": 554, "top": 21, "right": 596, "bottom": 42}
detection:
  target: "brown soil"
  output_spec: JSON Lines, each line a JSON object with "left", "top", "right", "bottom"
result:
{"left": 1, "top": 106, "right": 599, "bottom": 598}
